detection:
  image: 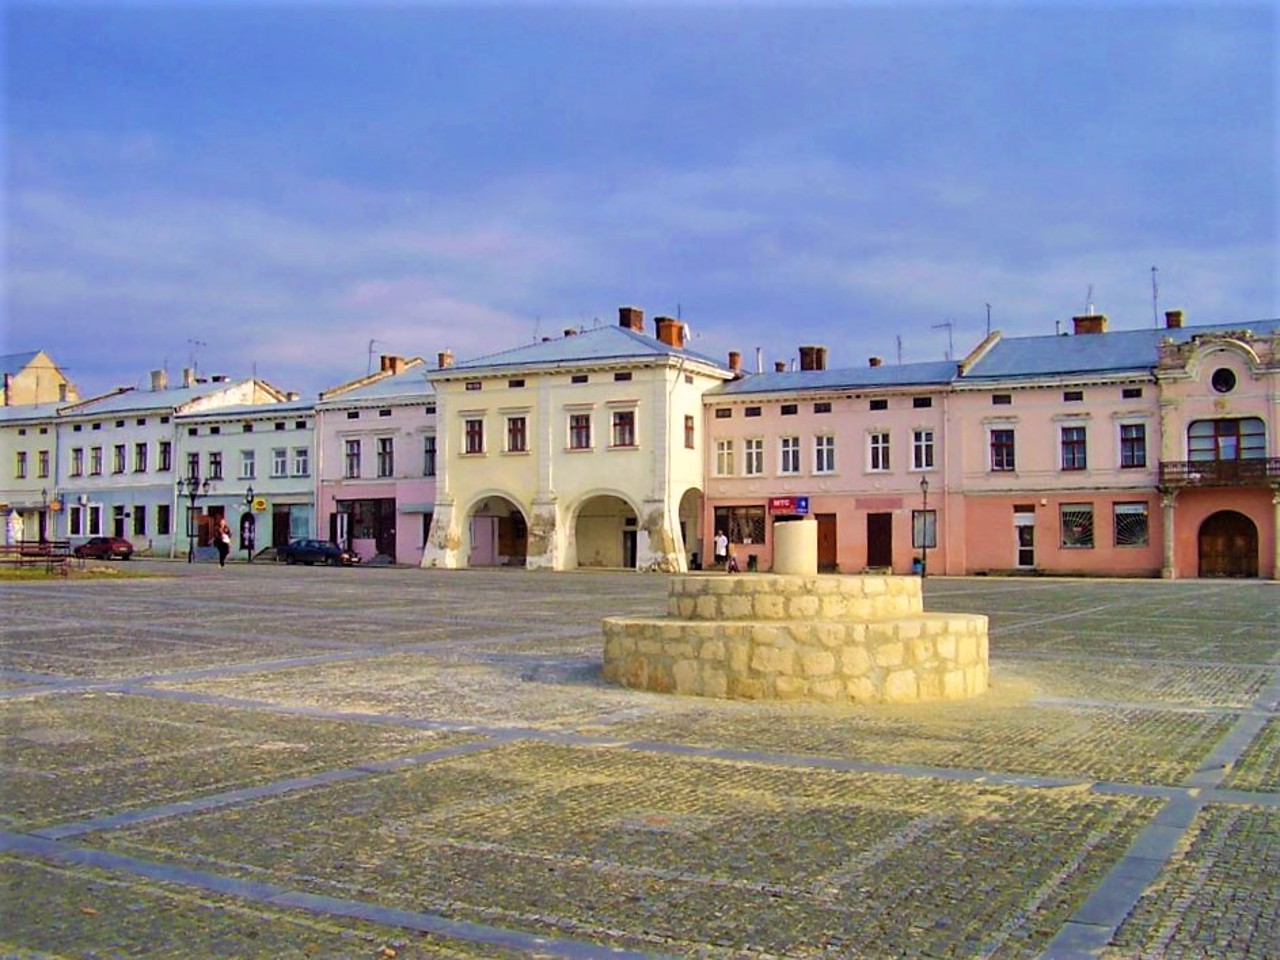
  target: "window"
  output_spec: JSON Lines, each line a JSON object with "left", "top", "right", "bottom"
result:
{"left": 377, "top": 437, "right": 394, "bottom": 477}
{"left": 69, "top": 506, "right": 83, "bottom": 536}
{"left": 344, "top": 439, "right": 361, "bottom": 478}
{"left": 293, "top": 447, "right": 310, "bottom": 476}
{"left": 210, "top": 426, "right": 220, "bottom": 435}
{"left": 612, "top": 411, "right": 636, "bottom": 447}
{"left": 714, "top": 439, "right": 734, "bottom": 477}
{"left": 188, "top": 427, "right": 198, "bottom": 436}
{"left": 133, "top": 507, "right": 146, "bottom": 537}
{"left": 273, "top": 448, "right": 288, "bottom": 477}
{"left": 38, "top": 450, "right": 50, "bottom": 478}
{"left": 1122, "top": 387, "right": 1143, "bottom": 399}
{"left": 571, "top": 374, "right": 588, "bottom": 384}
{"left": 815, "top": 435, "right": 835, "bottom": 474}
{"left": 745, "top": 438, "right": 764, "bottom": 476}
{"left": 1211, "top": 368, "right": 1236, "bottom": 393}
{"left": 912, "top": 510, "right": 937, "bottom": 549}
{"left": 1114, "top": 502, "right": 1149, "bottom": 547}
{"left": 1063, "top": 390, "right": 1084, "bottom": 402}
{"left": 209, "top": 452, "right": 223, "bottom": 480}
{"left": 780, "top": 436, "right": 801, "bottom": 474}
{"left": 14, "top": 451, "right": 27, "bottom": 478}
{"left": 990, "top": 429, "right": 1015, "bottom": 472}
{"left": 1120, "top": 423, "right": 1146, "bottom": 468}
{"left": 347, "top": 411, "right": 360, "bottom": 420}
{"left": 1188, "top": 418, "right": 1265, "bottom": 461}
{"left": 295, "top": 420, "right": 307, "bottom": 430}
{"left": 992, "top": 394, "right": 1012, "bottom": 406}
{"left": 422, "top": 437, "right": 436, "bottom": 476}
{"left": 684, "top": 415, "right": 695, "bottom": 449}
{"left": 508, "top": 378, "right": 525, "bottom": 389}
{"left": 243, "top": 422, "right": 254, "bottom": 432}
{"left": 91, "top": 446, "right": 104, "bottom": 475}
{"left": 113, "top": 444, "right": 126, "bottom": 474}
{"left": 913, "top": 429, "right": 934, "bottom": 470}
{"left": 1060, "top": 503, "right": 1094, "bottom": 548}
{"left": 157, "top": 503, "right": 171, "bottom": 536}
{"left": 464, "top": 418, "right": 484, "bottom": 454}
{"left": 185, "top": 452, "right": 199, "bottom": 479}
{"left": 240, "top": 450, "right": 255, "bottom": 480}
{"left": 115, "top": 420, "right": 125, "bottom": 428}
{"left": 87, "top": 504, "right": 103, "bottom": 536}
{"left": 507, "top": 416, "right": 527, "bottom": 453}
{"left": 814, "top": 402, "right": 832, "bottom": 414}
{"left": 714, "top": 505, "right": 766, "bottom": 545}
{"left": 275, "top": 421, "right": 286, "bottom": 431}
{"left": 868, "top": 432, "right": 890, "bottom": 472}
{"left": 569, "top": 413, "right": 592, "bottom": 450}
{"left": 614, "top": 372, "right": 632, "bottom": 382}
{"left": 465, "top": 381, "right": 482, "bottom": 391}
{"left": 379, "top": 409, "right": 392, "bottom": 418}
{"left": 744, "top": 406, "right": 762, "bottom": 418}
{"left": 913, "top": 397, "right": 932, "bottom": 409}
{"left": 1061, "top": 426, "right": 1087, "bottom": 470}
{"left": 715, "top": 408, "right": 732, "bottom": 419}
{"left": 159, "top": 441, "right": 172, "bottom": 472}
{"left": 71, "top": 447, "right": 84, "bottom": 477}
{"left": 134, "top": 442, "right": 147, "bottom": 473}
{"left": 781, "top": 404, "right": 798, "bottom": 416}
{"left": 870, "top": 399, "right": 888, "bottom": 411}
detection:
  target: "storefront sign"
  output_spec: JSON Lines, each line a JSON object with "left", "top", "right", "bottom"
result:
{"left": 768, "top": 496, "right": 809, "bottom": 515}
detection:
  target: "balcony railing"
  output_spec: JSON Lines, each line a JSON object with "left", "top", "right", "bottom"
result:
{"left": 1158, "top": 458, "right": 1280, "bottom": 488}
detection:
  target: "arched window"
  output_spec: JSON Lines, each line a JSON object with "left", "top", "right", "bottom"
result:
{"left": 1187, "top": 418, "right": 1265, "bottom": 461}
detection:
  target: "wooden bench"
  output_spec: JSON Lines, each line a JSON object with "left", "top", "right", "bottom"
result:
{"left": 0, "top": 540, "right": 73, "bottom": 574}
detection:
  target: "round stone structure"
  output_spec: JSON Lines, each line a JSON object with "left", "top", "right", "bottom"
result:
{"left": 602, "top": 574, "right": 988, "bottom": 704}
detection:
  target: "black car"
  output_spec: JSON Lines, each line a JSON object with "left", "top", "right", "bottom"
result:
{"left": 276, "top": 539, "right": 361, "bottom": 566}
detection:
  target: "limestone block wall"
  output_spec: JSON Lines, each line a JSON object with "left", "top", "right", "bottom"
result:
{"left": 603, "top": 574, "right": 988, "bottom": 704}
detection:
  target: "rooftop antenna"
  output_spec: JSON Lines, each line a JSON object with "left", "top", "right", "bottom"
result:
{"left": 533, "top": 315, "right": 541, "bottom": 342}
{"left": 895, "top": 334, "right": 903, "bottom": 365}
{"left": 187, "top": 339, "right": 207, "bottom": 377}
{"left": 931, "top": 321, "right": 954, "bottom": 361}
{"left": 1085, "top": 284, "right": 1095, "bottom": 315}
{"left": 366, "top": 339, "right": 383, "bottom": 375}
{"left": 1151, "top": 266, "right": 1159, "bottom": 328}
{"left": 985, "top": 303, "right": 992, "bottom": 337}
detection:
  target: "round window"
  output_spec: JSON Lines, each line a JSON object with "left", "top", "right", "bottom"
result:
{"left": 1211, "top": 368, "right": 1236, "bottom": 393}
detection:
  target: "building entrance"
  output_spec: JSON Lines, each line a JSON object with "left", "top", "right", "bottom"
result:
{"left": 1198, "top": 510, "right": 1258, "bottom": 578}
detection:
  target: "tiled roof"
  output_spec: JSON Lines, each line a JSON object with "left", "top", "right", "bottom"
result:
{"left": 961, "top": 319, "right": 1280, "bottom": 381}
{"left": 710, "top": 359, "right": 959, "bottom": 396}
{"left": 441, "top": 325, "right": 727, "bottom": 374}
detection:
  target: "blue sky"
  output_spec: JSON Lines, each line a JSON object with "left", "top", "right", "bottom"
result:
{"left": 5, "top": 1, "right": 1276, "bottom": 398}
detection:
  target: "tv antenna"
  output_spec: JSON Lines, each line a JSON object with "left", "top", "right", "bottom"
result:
{"left": 1151, "top": 266, "right": 1159, "bottom": 328}
{"left": 931, "top": 321, "right": 954, "bottom": 361}
{"left": 187, "top": 339, "right": 207, "bottom": 376}
{"left": 1085, "top": 284, "right": 1095, "bottom": 315}
{"left": 895, "top": 334, "right": 903, "bottom": 365}
{"left": 367, "top": 339, "right": 383, "bottom": 375}
{"left": 985, "top": 303, "right": 992, "bottom": 337}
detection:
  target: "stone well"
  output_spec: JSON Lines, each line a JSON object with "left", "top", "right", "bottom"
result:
{"left": 601, "top": 573, "right": 989, "bottom": 704}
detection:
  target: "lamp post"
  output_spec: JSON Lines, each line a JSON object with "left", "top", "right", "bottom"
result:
{"left": 40, "top": 487, "right": 48, "bottom": 542}
{"left": 242, "top": 485, "right": 255, "bottom": 563}
{"left": 918, "top": 475, "right": 930, "bottom": 578}
{"left": 176, "top": 475, "right": 213, "bottom": 563}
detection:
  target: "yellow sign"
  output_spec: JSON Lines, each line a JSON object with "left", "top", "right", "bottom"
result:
{"left": 49, "top": 500, "right": 62, "bottom": 512}
{"left": 252, "top": 497, "right": 268, "bottom": 512}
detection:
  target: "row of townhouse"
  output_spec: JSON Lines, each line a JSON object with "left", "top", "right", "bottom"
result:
{"left": 4, "top": 306, "right": 1277, "bottom": 577}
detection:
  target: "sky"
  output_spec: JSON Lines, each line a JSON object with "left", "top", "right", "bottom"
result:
{"left": 4, "top": 1, "right": 1277, "bottom": 399}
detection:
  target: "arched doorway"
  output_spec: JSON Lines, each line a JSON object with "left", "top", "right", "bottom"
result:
{"left": 1198, "top": 510, "right": 1258, "bottom": 578}
{"left": 468, "top": 496, "right": 527, "bottom": 567}
{"left": 573, "top": 495, "right": 638, "bottom": 569}
{"left": 678, "top": 487, "right": 704, "bottom": 569}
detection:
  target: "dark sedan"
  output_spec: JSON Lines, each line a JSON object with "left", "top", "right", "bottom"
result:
{"left": 276, "top": 539, "right": 361, "bottom": 566}
{"left": 73, "top": 536, "right": 134, "bottom": 560}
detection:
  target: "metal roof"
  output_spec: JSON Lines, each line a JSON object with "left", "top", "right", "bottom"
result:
{"left": 710, "top": 359, "right": 959, "bottom": 397}
{"left": 0, "top": 351, "right": 42, "bottom": 377}
{"left": 317, "top": 366, "right": 434, "bottom": 405}
{"left": 0, "top": 401, "right": 63, "bottom": 424}
{"left": 440, "top": 325, "right": 727, "bottom": 374}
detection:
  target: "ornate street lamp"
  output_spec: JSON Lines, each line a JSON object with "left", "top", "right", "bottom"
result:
{"left": 242, "top": 485, "right": 256, "bottom": 564}
{"left": 175, "top": 475, "right": 213, "bottom": 563}
{"left": 918, "top": 475, "right": 930, "bottom": 578}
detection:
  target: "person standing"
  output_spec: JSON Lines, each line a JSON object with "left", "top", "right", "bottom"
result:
{"left": 713, "top": 529, "right": 729, "bottom": 571}
{"left": 215, "top": 517, "right": 231, "bottom": 568}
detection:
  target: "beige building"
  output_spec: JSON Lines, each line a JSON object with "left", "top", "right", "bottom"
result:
{"left": 2, "top": 351, "right": 79, "bottom": 406}
{"left": 422, "top": 308, "right": 733, "bottom": 571}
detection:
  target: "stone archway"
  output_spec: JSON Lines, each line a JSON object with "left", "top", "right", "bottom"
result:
{"left": 573, "top": 494, "right": 638, "bottom": 569}
{"left": 1198, "top": 510, "right": 1258, "bottom": 578}
{"left": 468, "top": 495, "right": 528, "bottom": 568}
{"left": 678, "top": 487, "right": 704, "bottom": 569}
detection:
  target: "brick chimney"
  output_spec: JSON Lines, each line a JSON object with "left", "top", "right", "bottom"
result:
{"left": 182, "top": 367, "right": 196, "bottom": 387}
{"left": 563, "top": 328, "right": 577, "bottom": 337}
{"left": 655, "top": 316, "right": 685, "bottom": 348}
{"left": 774, "top": 361, "right": 787, "bottom": 373}
{"left": 728, "top": 351, "right": 742, "bottom": 375}
{"left": 799, "top": 345, "right": 828, "bottom": 371}
{"left": 150, "top": 369, "right": 168, "bottom": 392}
{"left": 437, "top": 350, "right": 454, "bottom": 369}
{"left": 1072, "top": 314, "right": 1109, "bottom": 335}
{"left": 619, "top": 306, "right": 644, "bottom": 333}
{"left": 869, "top": 356, "right": 883, "bottom": 368}
{"left": 380, "top": 354, "right": 407, "bottom": 375}
{"left": 1164, "top": 309, "right": 1184, "bottom": 329}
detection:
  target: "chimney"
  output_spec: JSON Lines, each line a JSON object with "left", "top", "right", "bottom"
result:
{"left": 437, "top": 350, "right": 454, "bottom": 369}
{"left": 728, "top": 351, "right": 742, "bottom": 374}
{"left": 563, "top": 328, "right": 577, "bottom": 337}
{"left": 183, "top": 367, "right": 195, "bottom": 388}
{"left": 286, "top": 391, "right": 300, "bottom": 401}
{"left": 774, "top": 361, "right": 787, "bottom": 373}
{"left": 869, "top": 356, "right": 883, "bottom": 367}
{"left": 798, "top": 345, "right": 828, "bottom": 371}
{"left": 619, "top": 306, "right": 644, "bottom": 333}
{"left": 1165, "top": 309, "right": 1184, "bottom": 329}
{"left": 58, "top": 383, "right": 68, "bottom": 402}
{"left": 150, "top": 369, "right": 168, "bottom": 391}
{"left": 1072, "top": 314, "right": 1109, "bottom": 335}
{"left": 655, "top": 316, "right": 685, "bottom": 348}
{"left": 379, "top": 354, "right": 408, "bottom": 375}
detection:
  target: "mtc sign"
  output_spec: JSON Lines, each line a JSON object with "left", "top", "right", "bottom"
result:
{"left": 768, "top": 496, "right": 809, "bottom": 515}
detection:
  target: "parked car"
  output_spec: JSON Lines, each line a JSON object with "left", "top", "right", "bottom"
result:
{"left": 276, "top": 539, "right": 361, "bottom": 566}
{"left": 73, "top": 536, "right": 134, "bottom": 560}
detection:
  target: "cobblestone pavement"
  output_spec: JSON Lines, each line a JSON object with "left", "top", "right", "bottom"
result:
{"left": 1, "top": 565, "right": 1276, "bottom": 958}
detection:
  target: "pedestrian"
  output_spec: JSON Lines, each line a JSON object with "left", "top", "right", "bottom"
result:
{"left": 215, "top": 517, "right": 231, "bottom": 568}
{"left": 713, "top": 529, "right": 729, "bottom": 571}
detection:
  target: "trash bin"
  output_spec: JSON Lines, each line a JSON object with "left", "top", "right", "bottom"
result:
{"left": 690, "top": 552, "right": 699, "bottom": 570}
{"left": 911, "top": 558, "right": 923, "bottom": 576}
{"left": 747, "top": 554, "right": 758, "bottom": 572}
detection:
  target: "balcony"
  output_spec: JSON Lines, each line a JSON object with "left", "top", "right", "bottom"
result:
{"left": 1158, "top": 458, "right": 1280, "bottom": 488}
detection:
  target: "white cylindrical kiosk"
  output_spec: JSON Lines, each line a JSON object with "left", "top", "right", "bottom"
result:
{"left": 773, "top": 516, "right": 817, "bottom": 576}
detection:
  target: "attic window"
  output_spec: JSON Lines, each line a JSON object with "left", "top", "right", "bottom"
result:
{"left": 614, "top": 372, "right": 632, "bottom": 382}
{"left": 1122, "top": 388, "right": 1143, "bottom": 399}
{"left": 1211, "top": 368, "right": 1236, "bottom": 393}
{"left": 424, "top": 404, "right": 436, "bottom": 415}
{"left": 1063, "top": 390, "right": 1084, "bottom": 402}
{"left": 508, "top": 379, "right": 525, "bottom": 389}
{"left": 210, "top": 426, "right": 221, "bottom": 435}
{"left": 295, "top": 420, "right": 308, "bottom": 429}
{"left": 347, "top": 411, "right": 359, "bottom": 420}
{"left": 572, "top": 374, "right": 589, "bottom": 384}
{"left": 275, "top": 421, "right": 286, "bottom": 431}
{"left": 913, "top": 397, "right": 932, "bottom": 408}
{"left": 243, "top": 423, "right": 254, "bottom": 432}
{"left": 780, "top": 404, "right": 798, "bottom": 416}
{"left": 465, "top": 381, "right": 482, "bottom": 391}
{"left": 814, "top": 402, "right": 832, "bottom": 414}
{"left": 992, "top": 394, "right": 1012, "bottom": 406}
{"left": 92, "top": 422, "right": 101, "bottom": 430}
{"left": 744, "top": 406, "right": 762, "bottom": 418}
{"left": 379, "top": 409, "right": 392, "bottom": 417}
{"left": 73, "top": 424, "right": 82, "bottom": 432}
{"left": 160, "top": 416, "right": 170, "bottom": 424}
{"left": 715, "top": 408, "right": 732, "bottom": 419}
{"left": 870, "top": 399, "right": 888, "bottom": 411}
{"left": 188, "top": 427, "right": 198, "bottom": 436}
{"left": 684, "top": 374, "right": 694, "bottom": 384}
{"left": 136, "top": 418, "right": 146, "bottom": 426}
{"left": 115, "top": 420, "right": 125, "bottom": 428}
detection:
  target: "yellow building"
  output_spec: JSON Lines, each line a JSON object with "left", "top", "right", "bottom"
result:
{"left": 1, "top": 351, "right": 80, "bottom": 406}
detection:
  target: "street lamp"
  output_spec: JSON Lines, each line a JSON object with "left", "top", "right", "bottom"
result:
{"left": 242, "top": 485, "right": 255, "bottom": 563}
{"left": 40, "top": 487, "right": 48, "bottom": 542}
{"left": 176, "top": 475, "right": 213, "bottom": 563}
{"left": 918, "top": 475, "right": 930, "bottom": 578}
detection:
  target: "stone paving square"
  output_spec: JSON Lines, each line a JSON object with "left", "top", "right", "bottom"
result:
{"left": 1, "top": 565, "right": 1276, "bottom": 959}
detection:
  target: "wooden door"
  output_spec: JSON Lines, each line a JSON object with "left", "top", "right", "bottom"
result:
{"left": 816, "top": 513, "right": 838, "bottom": 572}
{"left": 1198, "top": 511, "right": 1258, "bottom": 578}
{"left": 866, "top": 513, "right": 893, "bottom": 568}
